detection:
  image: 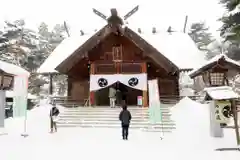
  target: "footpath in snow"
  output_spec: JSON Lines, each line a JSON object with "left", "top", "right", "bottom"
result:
{"left": 0, "top": 97, "right": 239, "bottom": 160}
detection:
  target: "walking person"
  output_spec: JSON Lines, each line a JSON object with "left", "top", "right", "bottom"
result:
{"left": 119, "top": 105, "right": 132, "bottom": 140}
{"left": 109, "top": 86, "right": 116, "bottom": 108}
{"left": 50, "top": 103, "right": 60, "bottom": 133}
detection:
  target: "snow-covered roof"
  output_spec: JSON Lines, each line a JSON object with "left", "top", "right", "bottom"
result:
{"left": 38, "top": 26, "right": 205, "bottom": 73}
{"left": 132, "top": 29, "right": 206, "bottom": 69}
{"left": 204, "top": 86, "right": 240, "bottom": 100}
{"left": 0, "top": 60, "right": 29, "bottom": 76}
{"left": 37, "top": 33, "right": 97, "bottom": 74}
{"left": 189, "top": 54, "right": 240, "bottom": 78}
{"left": 209, "top": 54, "right": 240, "bottom": 68}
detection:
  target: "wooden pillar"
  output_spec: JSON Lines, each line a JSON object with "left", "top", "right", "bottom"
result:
{"left": 232, "top": 100, "right": 240, "bottom": 145}
{"left": 141, "top": 62, "right": 148, "bottom": 107}
{"left": 67, "top": 76, "right": 72, "bottom": 97}
{"left": 90, "top": 63, "right": 95, "bottom": 106}
{"left": 49, "top": 74, "right": 53, "bottom": 95}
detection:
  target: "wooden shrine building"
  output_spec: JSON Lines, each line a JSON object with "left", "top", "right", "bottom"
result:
{"left": 38, "top": 8, "right": 204, "bottom": 107}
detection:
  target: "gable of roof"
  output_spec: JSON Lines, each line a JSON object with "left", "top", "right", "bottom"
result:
{"left": 37, "top": 25, "right": 205, "bottom": 74}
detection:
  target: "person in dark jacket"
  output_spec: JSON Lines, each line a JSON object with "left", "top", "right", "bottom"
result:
{"left": 50, "top": 103, "right": 60, "bottom": 133}
{"left": 119, "top": 105, "right": 132, "bottom": 140}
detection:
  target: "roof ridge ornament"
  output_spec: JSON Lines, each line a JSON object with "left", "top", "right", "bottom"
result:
{"left": 92, "top": 5, "right": 139, "bottom": 26}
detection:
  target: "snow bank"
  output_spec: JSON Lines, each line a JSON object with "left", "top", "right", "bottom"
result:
{"left": 171, "top": 97, "right": 210, "bottom": 138}
{"left": 4, "top": 103, "right": 65, "bottom": 136}
{"left": 170, "top": 97, "right": 238, "bottom": 149}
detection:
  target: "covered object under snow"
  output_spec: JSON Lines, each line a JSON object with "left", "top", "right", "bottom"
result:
{"left": 0, "top": 60, "right": 29, "bottom": 76}
{"left": 6, "top": 91, "right": 37, "bottom": 99}
{"left": 204, "top": 86, "right": 240, "bottom": 100}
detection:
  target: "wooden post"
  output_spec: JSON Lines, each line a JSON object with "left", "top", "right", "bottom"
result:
{"left": 232, "top": 100, "right": 240, "bottom": 145}
{"left": 142, "top": 62, "right": 148, "bottom": 107}
{"left": 49, "top": 74, "right": 53, "bottom": 95}
{"left": 67, "top": 76, "right": 72, "bottom": 97}
{"left": 90, "top": 63, "right": 95, "bottom": 106}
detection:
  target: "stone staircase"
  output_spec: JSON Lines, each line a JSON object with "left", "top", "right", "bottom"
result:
{"left": 57, "top": 105, "right": 175, "bottom": 132}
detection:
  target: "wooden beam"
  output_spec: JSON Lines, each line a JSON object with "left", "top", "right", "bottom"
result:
{"left": 67, "top": 76, "right": 72, "bottom": 97}
{"left": 49, "top": 74, "right": 53, "bottom": 95}
{"left": 90, "top": 63, "right": 95, "bottom": 106}
{"left": 141, "top": 62, "right": 148, "bottom": 107}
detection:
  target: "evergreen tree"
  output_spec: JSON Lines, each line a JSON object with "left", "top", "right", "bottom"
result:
{"left": 36, "top": 23, "right": 67, "bottom": 95}
{"left": 188, "top": 22, "right": 213, "bottom": 52}
{"left": 0, "top": 19, "right": 37, "bottom": 66}
{"left": 220, "top": 0, "right": 240, "bottom": 43}
{"left": 29, "top": 23, "right": 66, "bottom": 95}
{"left": 0, "top": 20, "right": 67, "bottom": 95}
{"left": 219, "top": 0, "right": 240, "bottom": 60}
{"left": 188, "top": 22, "right": 216, "bottom": 59}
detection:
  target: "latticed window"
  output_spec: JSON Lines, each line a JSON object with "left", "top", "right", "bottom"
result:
{"left": 112, "top": 46, "right": 123, "bottom": 62}
{"left": 210, "top": 72, "right": 225, "bottom": 86}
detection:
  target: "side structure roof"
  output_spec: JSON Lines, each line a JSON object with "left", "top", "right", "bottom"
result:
{"left": 189, "top": 54, "right": 240, "bottom": 78}
{"left": 0, "top": 60, "right": 29, "bottom": 76}
{"left": 37, "top": 25, "right": 205, "bottom": 74}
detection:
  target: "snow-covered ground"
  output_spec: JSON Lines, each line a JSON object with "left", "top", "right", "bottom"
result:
{"left": 0, "top": 98, "right": 240, "bottom": 160}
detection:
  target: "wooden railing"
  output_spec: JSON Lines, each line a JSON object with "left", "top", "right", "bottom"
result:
{"left": 50, "top": 96, "right": 87, "bottom": 107}
{"left": 50, "top": 95, "right": 200, "bottom": 107}
{"left": 50, "top": 95, "right": 240, "bottom": 111}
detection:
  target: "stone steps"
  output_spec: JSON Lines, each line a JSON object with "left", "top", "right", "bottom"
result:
{"left": 57, "top": 119, "right": 174, "bottom": 125}
{"left": 59, "top": 114, "right": 170, "bottom": 118}
{"left": 62, "top": 110, "right": 170, "bottom": 114}
{"left": 57, "top": 106, "right": 175, "bottom": 132}
{"left": 57, "top": 123, "right": 175, "bottom": 130}
{"left": 61, "top": 105, "right": 172, "bottom": 111}
{"left": 59, "top": 115, "right": 171, "bottom": 121}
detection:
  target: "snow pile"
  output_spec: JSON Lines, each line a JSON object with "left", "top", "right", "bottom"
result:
{"left": 4, "top": 103, "right": 65, "bottom": 136}
{"left": 171, "top": 97, "right": 210, "bottom": 139}
{"left": 170, "top": 97, "right": 238, "bottom": 149}
{"left": 5, "top": 104, "right": 51, "bottom": 135}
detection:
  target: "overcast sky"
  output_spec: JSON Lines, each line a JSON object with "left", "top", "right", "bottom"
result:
{"left": 0, "top": 0, "right": 224, "bottom": 38}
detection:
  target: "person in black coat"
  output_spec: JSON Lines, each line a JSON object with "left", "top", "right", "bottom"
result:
{"left": 49, "top": 103, "right": 60, "bottom": 133}
{"left": 119, "top": 105, "right": 132, "bottom": 140}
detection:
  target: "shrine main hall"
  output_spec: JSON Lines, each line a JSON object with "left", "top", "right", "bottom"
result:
{"left": 38, "top": 9, "right": 205, "bottom": 107}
